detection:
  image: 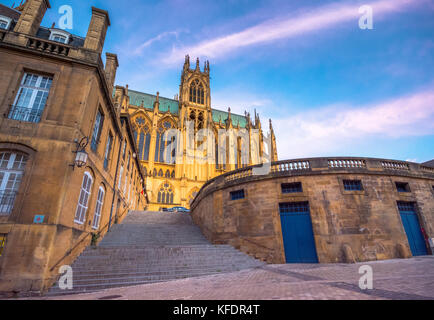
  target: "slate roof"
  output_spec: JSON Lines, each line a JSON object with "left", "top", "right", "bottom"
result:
{"left": 0, "top": 4, "right": 85, "bottom": 48}
{"left": 127, "top": 90, "right": 248, "bottom": 128}
{"left": 0, "top": 4, "right": 21, "bottom": 21}
{"left": 422, "top": 160, "right": 434, "bottom": 168}
{"left": 36, "top": 27, "right": 85, "bottom": 47}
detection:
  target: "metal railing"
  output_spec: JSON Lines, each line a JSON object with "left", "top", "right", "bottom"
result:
{"left": 0, "top": 190, "right": 17, "bottom": 215}
{"left": 8, "top": 105, "right": 43, "bottom": 123}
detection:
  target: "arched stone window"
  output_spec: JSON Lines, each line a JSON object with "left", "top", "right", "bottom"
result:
{"left": 158, "top": 169, "right": 164, "bottom": 177}
{"left": 74, "top": 171, "right": 93, "bottom": 224}
{"left": 0, "top": 152, "right": 28, "bottom": 214}
{"left": 133, "top": 117, "right": 151, "bottom": 161}
{"left": 165, "top": 170, "right": 171, "bottom": 178}
{"left": 154, "top": 120, "right": 176, "bottom": 164}
{"left": 157, "top": 182, "right": 174, "bottom": 204}
{"left": 171, "top": 170, "right": 175, "bottom": 178}
{"left": 189, "top": 79, "right": 204, "bottom": 105}
{"left": 92, "top": 186, "right": 105, "bottom": 230}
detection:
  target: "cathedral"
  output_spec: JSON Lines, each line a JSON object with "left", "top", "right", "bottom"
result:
{"left": 114, "top": 55, "right": 278, "bottom": 210}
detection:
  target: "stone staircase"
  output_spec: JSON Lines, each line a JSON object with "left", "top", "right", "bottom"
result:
{"left": 47, "top": 211, "right": 264, "bottom": 296}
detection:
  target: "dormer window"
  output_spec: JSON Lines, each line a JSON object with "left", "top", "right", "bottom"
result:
{"left": 0, "top": 15, "right": 12, "bottom": 30}
{"left": 49, "top": 29, "right": 70, "bottom": 44}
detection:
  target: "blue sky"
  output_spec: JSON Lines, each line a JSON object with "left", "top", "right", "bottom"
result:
{"left": 2, "top": 0, "right": 434, "bottom": 162}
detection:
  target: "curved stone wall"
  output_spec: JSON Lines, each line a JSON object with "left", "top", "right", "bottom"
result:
{"left": 190, "top": 157, "right": 434, "bottom": 264}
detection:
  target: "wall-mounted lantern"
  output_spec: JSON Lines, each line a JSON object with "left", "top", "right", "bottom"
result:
{"left": 70, "top": 137, "right": 89, "bottom": 170}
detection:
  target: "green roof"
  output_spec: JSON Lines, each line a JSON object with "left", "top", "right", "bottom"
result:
{"left": 123, "top": 89, "right": 248, "bottom": 128}
{"left": 212, "top": 109, "right": 248, "bottom": 128}
{"left": 128, "top": 90, "right": 179, "bottom": 115}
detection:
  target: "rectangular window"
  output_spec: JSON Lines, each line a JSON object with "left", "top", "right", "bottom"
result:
{"left": 104, "top": 133, "right": 113, "bottom": 170}
{"left": 74, "top": 172, "right": 93, "bottom": 224}
{"left": 122, "top": 140, "right": 127, "bottom": 160}
{"left": 396, "top": 182, "right": 410, "bottom": 193}
{"left": 9, "top": 73, "right": 53, "bottom": 123}
{"left": 397, "top": 201, "right": 415, "bottom": 212}
{"left": 92, "top": 188, "right": 105, "bottom": 230}
{"left": 0, "top": 152, "right": 28, "bottom": 215}
{"left": 343, "top": 180, "right": 363, "bottom": 191}
{"left": 127, "top": 152, "right": 131, "bottom": 171}
{"left": 230, "top": 189, "right": 245, "bottom": 200}
{"left": 282, "top": 182, "right": 303, "bottom": 193}
{"left": 279, "top": 202, "right": 310, "bottom": 213}
{"left": 118, "top": 166, "right": 123, "bottom": 189}
{"left": 91, "top": 110, "right": 104, "bottom": 152}
{"left": 0, "top": 234, "right": 6, "bottom": 257}
{"left": 0, "top": 19, "right": 9, "bottom": 30}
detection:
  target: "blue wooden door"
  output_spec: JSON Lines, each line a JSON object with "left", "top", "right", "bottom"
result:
{"left": 398, "top": 202, "right": 427, "bottom": 256}
{"left": 279, "top": 202, "right": 318, "bottom": 263}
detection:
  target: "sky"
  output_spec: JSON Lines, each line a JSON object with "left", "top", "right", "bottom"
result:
{"left": 2, "top": 0, "right": 434, "bottom": 162}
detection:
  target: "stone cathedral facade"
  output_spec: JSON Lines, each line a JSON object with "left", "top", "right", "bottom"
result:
{"left": 114, "top": 56, "right": 278, "bottom": 211}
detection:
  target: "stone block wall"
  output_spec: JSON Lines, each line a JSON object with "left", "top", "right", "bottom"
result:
{"left": 191, "top": 158, "right": 434, "bottom": 264}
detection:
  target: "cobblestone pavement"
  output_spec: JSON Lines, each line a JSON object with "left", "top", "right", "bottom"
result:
{"left": 37, "top": 256, "right": 434, "bottom": 300}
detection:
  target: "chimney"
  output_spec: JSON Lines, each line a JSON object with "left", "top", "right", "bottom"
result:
{"left": 105, "top": 53, "right": 119, "bottom": 92}
{"left": 83, "top": 7, "right": 111, "bottom": 53}
{"left": 13, "top": 0, "right": 51, "bottom": 36}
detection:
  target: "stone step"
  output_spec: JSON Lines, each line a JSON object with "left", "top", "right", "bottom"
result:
{"left": 71, "top": 260, "right": 257, "bottom": 270}
{"left": 46, "top": 210, "right": 264, "bottom": 296}
{"left": 55, "top": 266, "right": 256, "bottom": 284}
{"left": 67, "top": 263, "right": 263, "bottom": 279}
{"left": 47, "top": 271, "right": 240, "bottom": 296}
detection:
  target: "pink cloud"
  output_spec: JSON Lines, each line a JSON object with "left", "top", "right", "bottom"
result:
{"left": 273, "top": 88, "right": 434, "bottom": 159}
{"left": 159, "top": 0, "right": 423, "bottom": 66}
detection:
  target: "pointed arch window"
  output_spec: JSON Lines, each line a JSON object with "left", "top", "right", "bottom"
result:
{"left": 155, "top": 121, "right": 176, "bottom": 164}
{"left": 134, "top": 117, "right": 151, "bottom": 161}
{"left": 189, "top": 79, "right": 205, "bottom": 105}
{"left": 157, "top": 183, "right": 174, "bottom": 204}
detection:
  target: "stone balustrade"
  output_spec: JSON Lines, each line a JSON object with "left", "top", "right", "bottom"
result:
{"left": 328, "top": 159, "right": 366, "bottom": 169}
{"left": 26, "top": 36, "right": 70, "bottom": 56}
{"left": 191, "top": 157, "right": 434, "bottom": 209}
{"left": 381, "top": 160, "right": 410, "bottom": 171}
{"left": 272, "top": 160, "right": 311, "bottom": 172}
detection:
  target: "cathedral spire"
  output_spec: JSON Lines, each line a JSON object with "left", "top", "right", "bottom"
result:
{"left": 227, "top": 107, "right": 233, "bottom": 128}
{"left": 154, "top": 91, "right": 160, "bottom": 112}
{"left": 195, "top": 57, "right": 200, "bottom": 71}
{"left": 184, "top": 54, "right": 190, "bottom": 71}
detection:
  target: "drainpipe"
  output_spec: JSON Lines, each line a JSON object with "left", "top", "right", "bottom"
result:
{"left": 108, "top": 137, "right": 123, "bottom": 232}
